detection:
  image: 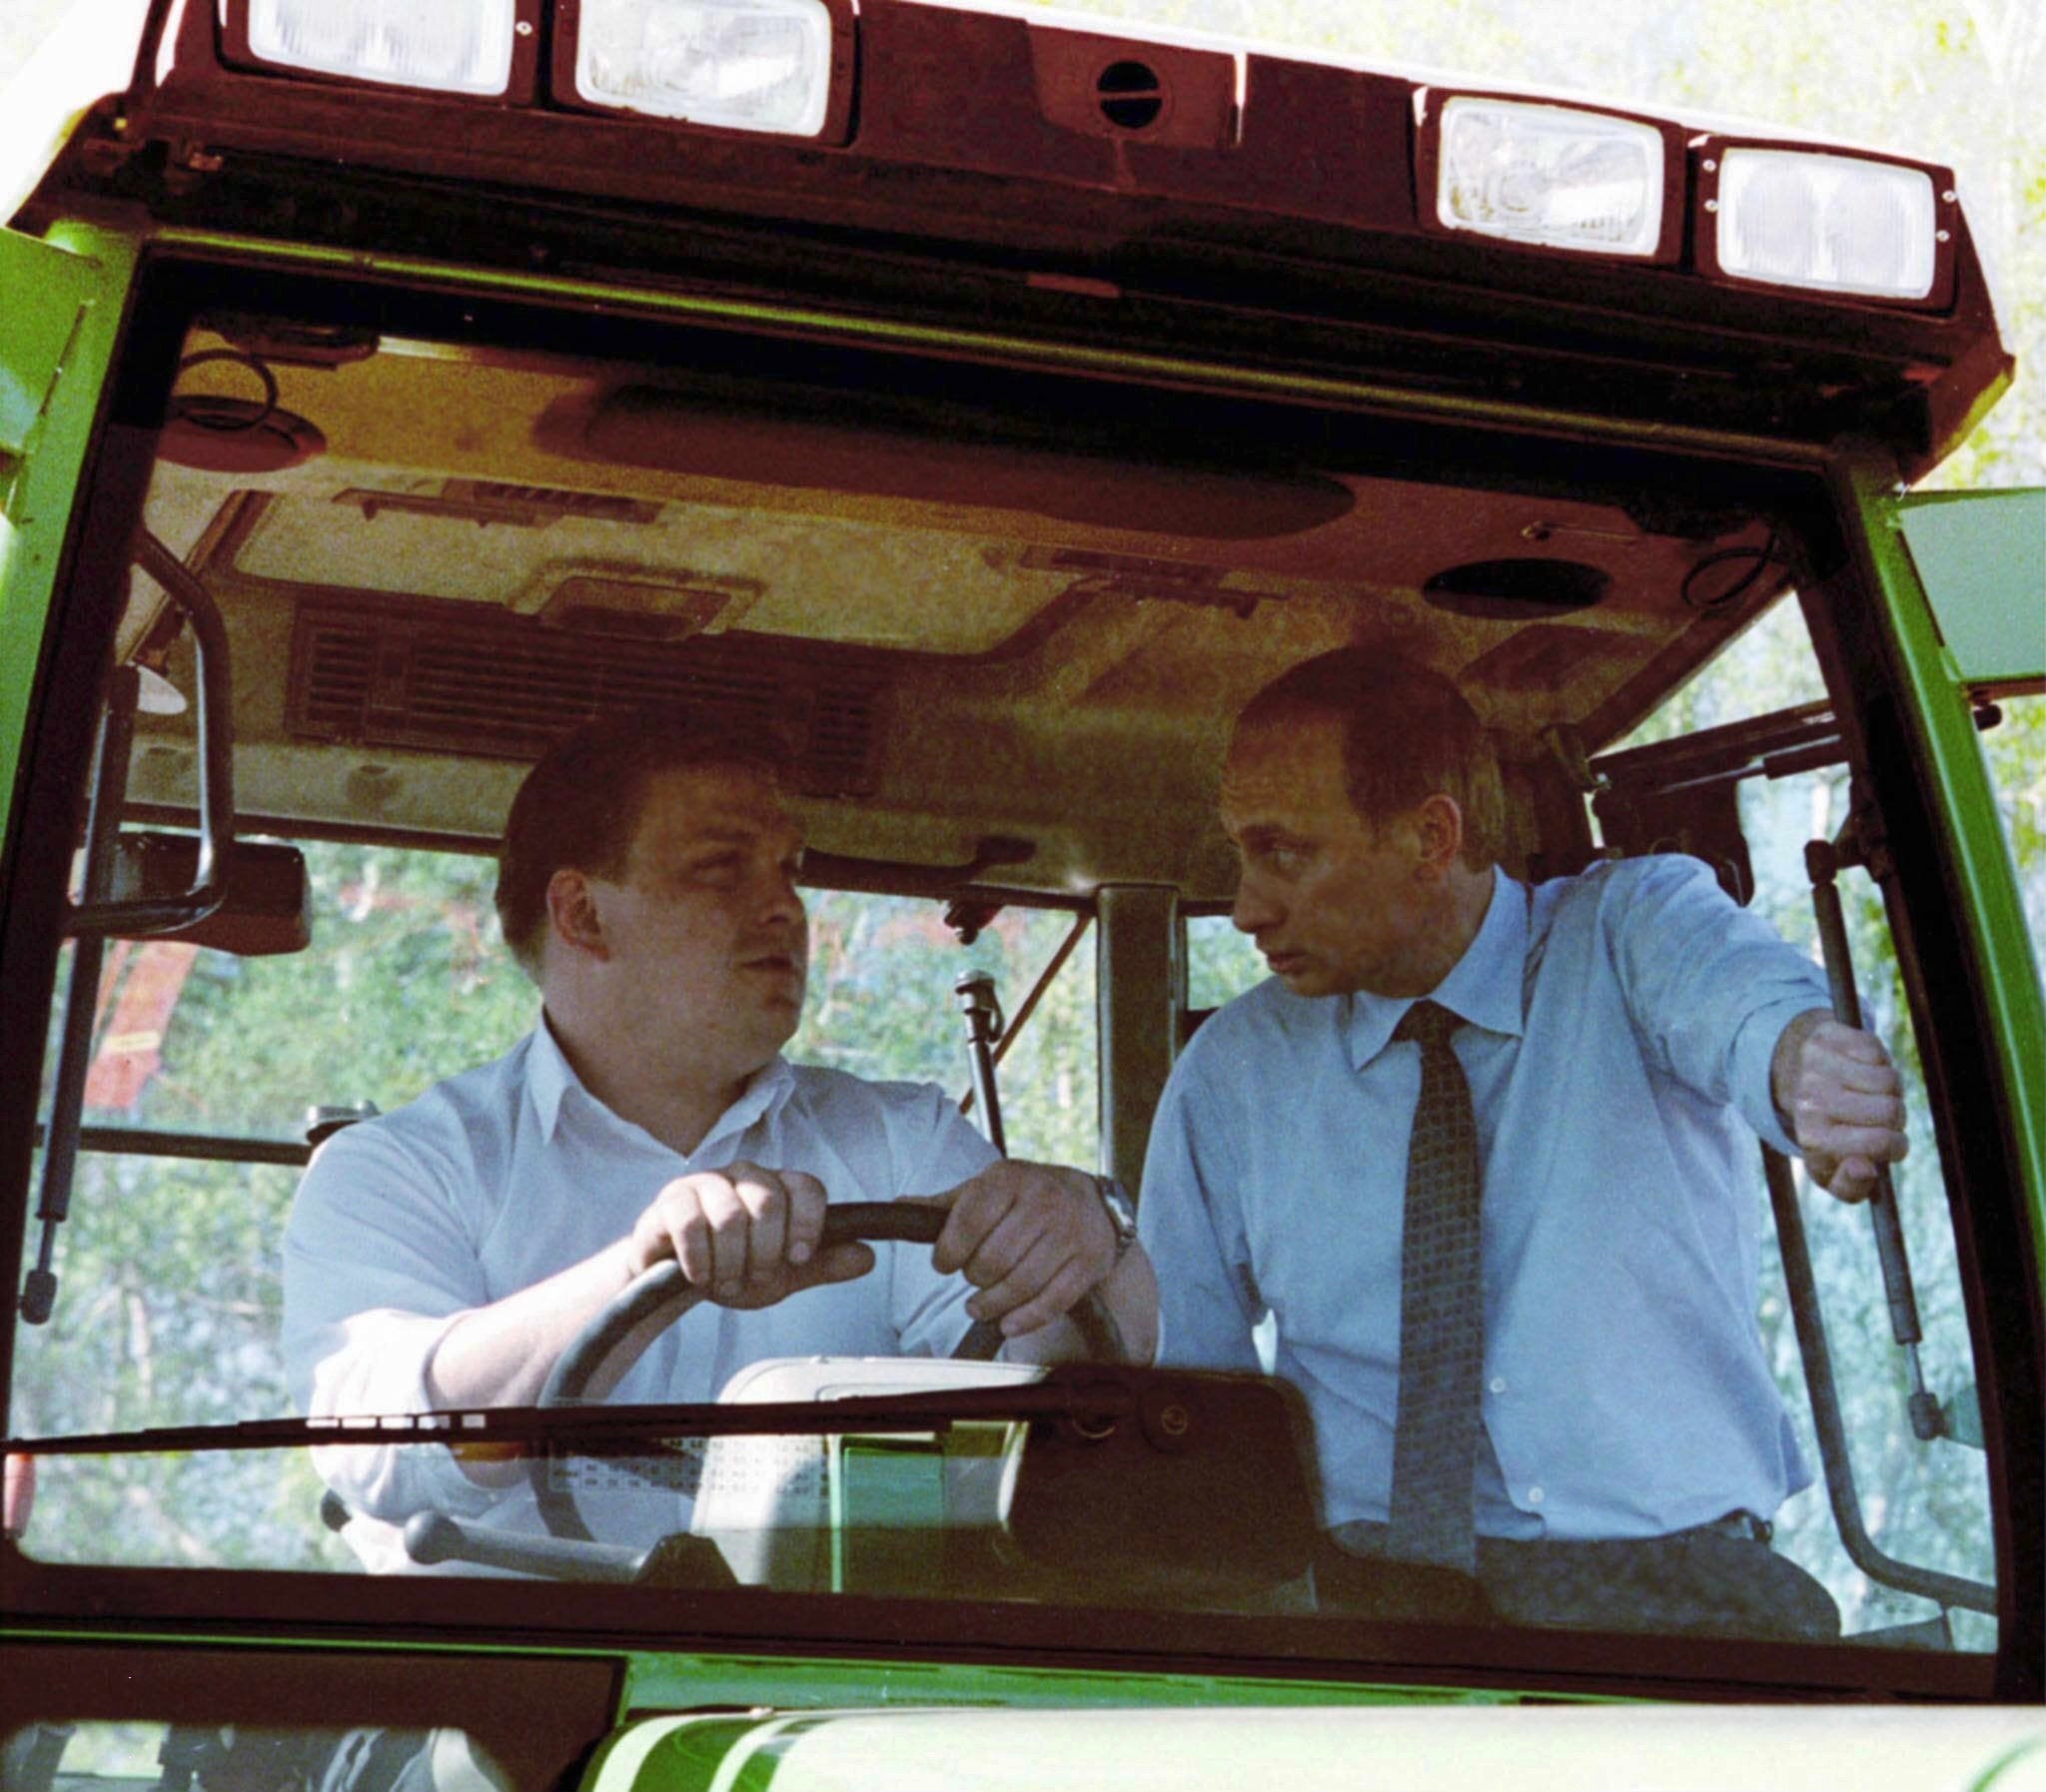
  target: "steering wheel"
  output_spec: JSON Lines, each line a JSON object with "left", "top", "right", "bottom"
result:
{"left": 531, "top": 1200, "right": 1126, "bottom": 1540}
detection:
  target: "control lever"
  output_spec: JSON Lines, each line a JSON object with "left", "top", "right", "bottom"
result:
{"left": 402, "top": 1510, "right": 737, "bottom": 1585}
{"left": 955, "top": 972, "right": 1007, "bottom": 1156}
{"left": 318, "top": 1494, "right": 740, "bottom": 1585}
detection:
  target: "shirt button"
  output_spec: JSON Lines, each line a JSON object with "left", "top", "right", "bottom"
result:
{"left": 1489, "top": 1376, "right": 1508, "bottom": 1394}
{"left": 1527, "top": 1485, "right": 1545, "bottom": 1506}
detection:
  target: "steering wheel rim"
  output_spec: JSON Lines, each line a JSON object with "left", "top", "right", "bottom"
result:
{"left": 532, "top": 1200, "right": 1126, "bottom": 1539}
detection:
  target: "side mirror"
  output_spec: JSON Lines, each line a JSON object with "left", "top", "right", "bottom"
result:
{"left": 106, "top": 832, "right": 311, "bottom": 955}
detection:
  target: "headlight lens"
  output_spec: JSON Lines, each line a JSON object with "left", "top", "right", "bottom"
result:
{"left": 1713, "top": 148, "right": 1938, "bottom": 301}
{"left": 571, "top": 0, "right": 836, "bottom": 137}
{"left": 243, "top": 0, "right": 518, "bottom": 96}
{"left": 1434, "top": 97, "right": 1666, "bottom": 258}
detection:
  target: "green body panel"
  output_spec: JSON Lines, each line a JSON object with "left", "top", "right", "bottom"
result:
{"left": 1897, "top": 489, "right": 2046, "bottom": 686}
{"left": 619, "top": 1650, "right": 1533, "bottom": 1715}
{"left": 584, "top": 1715, "right": 781, "bottom": 1792}
{"left": 0, "top": 232, "right": 100, "bottom": 467}
{"left": 582, "top": 1705, "right": 2046, "bottom": 1792}
{"left": 1833, "top": 450, "right": 2046, "bottom": 1312}
{"left": 2, "top": 1624, "right": 1546, "bottom": 1709}
{"left": 600, "top": 1652, "right": 1551, "bottom": 1786}
{"left": 0, "top": 221, "right": 136, "bottom": 844}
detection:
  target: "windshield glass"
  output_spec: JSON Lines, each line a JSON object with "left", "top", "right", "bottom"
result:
{"left": 4, "top": 290, "right": 2002, "bottom": 1667}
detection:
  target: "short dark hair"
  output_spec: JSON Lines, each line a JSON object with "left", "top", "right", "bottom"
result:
{"left": 495, "top": 708, "right": 793, "bottom": 978}
{"left": 1238, "top": 649, "right": 1506, "bottom": 869}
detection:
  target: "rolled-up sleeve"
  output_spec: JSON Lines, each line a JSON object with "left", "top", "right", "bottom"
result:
{"left": 1608, "top": 855, "right": 1832, "bottom": 1156}
{"left": 282, "top": 1124, "right": 499, "bottom": 1522}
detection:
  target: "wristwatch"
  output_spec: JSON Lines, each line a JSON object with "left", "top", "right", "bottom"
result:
{"left": 1091, "top": 1174, "right": 1139, "bottom": 1265}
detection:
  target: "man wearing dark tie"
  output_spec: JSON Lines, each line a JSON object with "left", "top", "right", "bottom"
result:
{"left": 1138, "top": 649, "right": 1908, "bottom": 1637}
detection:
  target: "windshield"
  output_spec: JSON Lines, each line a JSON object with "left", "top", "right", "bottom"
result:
{"left": 2, "top": 276, "right": 2007, "bottom": 1680}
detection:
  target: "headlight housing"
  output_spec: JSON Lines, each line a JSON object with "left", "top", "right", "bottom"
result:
{"left": 224, "top": 0, "right": 536, "bottom": 99}
{"left": 554, "top": 0, "right": 853, "bottom": 140}
{"left": 1698, "top": 141, "right": 1954, "bottom": 305}
{"left": 1417, "top": 92, "right": 1676, "bottom": 261}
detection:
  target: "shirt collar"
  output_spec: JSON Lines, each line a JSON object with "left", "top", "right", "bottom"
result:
{"left": 526, "top": 1014, "right": 578, "bottom": 1139}
{"left": 1342, "top": 865, "right": 1528, "bottom": 1070}
{"left": 696, "top": 1056, "right": 798, "bottom": 1158}
{"left": 525, "top": 1012, "right": 798, "bottom": 1153}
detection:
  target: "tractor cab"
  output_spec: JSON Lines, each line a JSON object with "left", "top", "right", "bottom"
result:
{"left": 2, "top": 0, "right": 2042, "bottom": 1780}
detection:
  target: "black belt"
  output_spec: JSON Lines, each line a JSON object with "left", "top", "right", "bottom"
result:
{"left": 1678, "top": 1510, "right": 1773, "bottom": 1544}
{"left": 1330, "top": 1509, "right": 1774, "bottom": 1556}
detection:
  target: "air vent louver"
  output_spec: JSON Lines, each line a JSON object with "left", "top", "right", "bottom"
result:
{"left": 288, "top": 600, "right": 880, "bottom": 796}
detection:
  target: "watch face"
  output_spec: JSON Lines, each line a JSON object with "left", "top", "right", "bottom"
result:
{"left": 1096, "top": 1175, "right": 1138, "bottom": 1245}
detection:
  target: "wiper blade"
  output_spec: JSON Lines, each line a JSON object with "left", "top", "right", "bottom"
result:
{"left": 3, "top": 1370, "right": 1142, "bottom": 1459}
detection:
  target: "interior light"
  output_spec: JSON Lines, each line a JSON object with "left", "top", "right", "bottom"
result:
{"left": 241, "top": 0, "right": 518, "bottom": 96}
{"left": 1434, "top": 97, "right": 1665, "bottom": 258}
{"left": 570, "top": 0, "right": 836, "bottom": 137}
{"left": 1714, "top": 149, "right": 1937, "bottom": 301}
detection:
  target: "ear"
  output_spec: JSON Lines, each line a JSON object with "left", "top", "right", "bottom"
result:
{"left": 544, "top": 868, "right": 610, "bottom": 964}
{"left": 1410, "top": 794, "right": 1466, "bottom": 879}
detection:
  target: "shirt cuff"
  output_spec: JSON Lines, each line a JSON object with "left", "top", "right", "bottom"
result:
{"left": 1729, "top": 996, "right": 1827, "bottom": 1158}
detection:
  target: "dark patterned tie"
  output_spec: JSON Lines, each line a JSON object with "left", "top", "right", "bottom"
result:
{"left": 1387, "top": 999, "right": 1484, "bottom": 1575}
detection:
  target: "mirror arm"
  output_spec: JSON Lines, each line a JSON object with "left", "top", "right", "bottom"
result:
{"left": 68, "top": 531, "right": 235, "bottom": 938}
{"left": 23, "top": 533, "right": 238, "bottom": 1323}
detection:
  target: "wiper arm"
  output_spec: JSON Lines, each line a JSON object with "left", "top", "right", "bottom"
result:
{"left": 3, "top": 1370, "right": 1141, "bottom": 1459}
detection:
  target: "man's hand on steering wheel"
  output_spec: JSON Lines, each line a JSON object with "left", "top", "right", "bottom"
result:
{"left": 906, "top": 1161, "right": 1120, "bottom": 1341}
{"left": 625, "top": 1162, "right": 875, "bottom": 1308}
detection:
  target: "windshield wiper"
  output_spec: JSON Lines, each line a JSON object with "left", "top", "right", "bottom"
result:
{"left": 3, "top": 1370, "right": 1142, "bottom": 1459}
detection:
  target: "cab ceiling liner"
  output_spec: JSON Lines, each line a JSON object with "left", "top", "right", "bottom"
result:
{"left": 288, "top": 599, "right": 882, "bottom": 795}
{"left": 568, "top": 388, "right": 1356, "bottom": 540}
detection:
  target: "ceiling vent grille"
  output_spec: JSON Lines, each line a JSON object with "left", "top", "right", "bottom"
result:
{"left": 338, "top": 480, "right": 662, "bottom": 529}
{"left": 288, "top": 600, "right": 882, "bottom": 796}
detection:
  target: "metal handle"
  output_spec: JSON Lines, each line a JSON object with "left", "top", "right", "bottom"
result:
{"left": 1803, "top": 836, "right": 1940, "bottom": 1440}
{"left": 1763, "top": 1146, "right": 1991, "bottom": 1612}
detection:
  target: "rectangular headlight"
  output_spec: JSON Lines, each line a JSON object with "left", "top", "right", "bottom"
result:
{"left": 560, "top": 0, "right": 846, "bottom": 139}
{"left": 1706, "top": 146, "right": 1944, "bottom": 303}
{"left": 229, "top": 0, "right": 528, "bottom": 98}
{"left": 1424, "top": 95, "right": 1669, "bottom": 260}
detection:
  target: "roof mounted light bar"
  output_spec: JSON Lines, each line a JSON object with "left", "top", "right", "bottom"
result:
{"left": 219, "top": 0, "right": 853, "bottom": 137}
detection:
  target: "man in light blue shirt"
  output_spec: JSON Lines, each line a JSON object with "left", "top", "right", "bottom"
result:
{"left": 1139, "top": 648, "right": 1908, "bottom": 1637}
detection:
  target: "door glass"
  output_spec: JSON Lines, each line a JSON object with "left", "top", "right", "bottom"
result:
{"left": 1978, "top": 693, "right": 2046, "bottom": 996}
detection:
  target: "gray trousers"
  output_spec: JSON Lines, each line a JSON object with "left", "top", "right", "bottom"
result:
{"left": 1318, "top": 1517, "right": 1841, "bottom": 1640}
